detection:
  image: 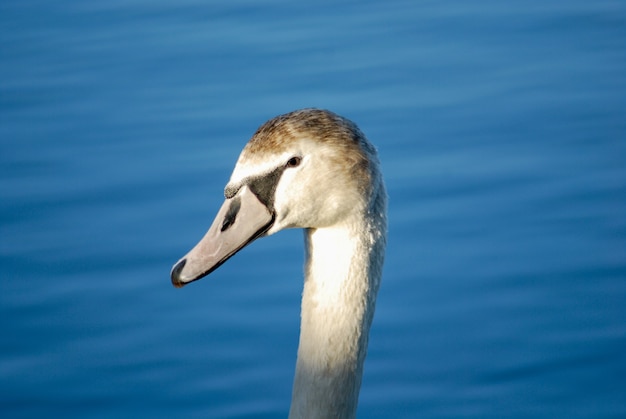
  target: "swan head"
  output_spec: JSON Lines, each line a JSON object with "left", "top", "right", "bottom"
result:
{"left": 171, "top": 108, "right": 382, "bottom": 287}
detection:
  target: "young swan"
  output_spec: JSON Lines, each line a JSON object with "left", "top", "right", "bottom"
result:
{"left": 171, "top": 109, "right": 387, "bottom": 419}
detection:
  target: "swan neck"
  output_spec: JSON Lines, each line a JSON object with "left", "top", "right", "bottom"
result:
{"left": 289, "top": 214, "right": 384, "bottom": 419}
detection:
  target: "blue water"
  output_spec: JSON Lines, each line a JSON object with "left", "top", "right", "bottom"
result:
{"left": 1, "top": 1, "right": 625, "bottom": 417}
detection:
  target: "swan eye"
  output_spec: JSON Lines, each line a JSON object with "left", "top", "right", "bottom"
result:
{"left": 286, "top": 156, "right": 301, "bottom": 168}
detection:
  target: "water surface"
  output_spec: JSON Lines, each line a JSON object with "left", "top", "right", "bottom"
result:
{"left": 1, "top": 1, "right": 625, "bottom": 417}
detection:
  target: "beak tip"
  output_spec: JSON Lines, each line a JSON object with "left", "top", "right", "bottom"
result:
{"left": 171, "top": 258, "right": 188, "bottom": 288}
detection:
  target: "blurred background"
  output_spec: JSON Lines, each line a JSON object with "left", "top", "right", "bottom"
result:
{"left": 1, "top": 1, "right": 625, "bottom": 417}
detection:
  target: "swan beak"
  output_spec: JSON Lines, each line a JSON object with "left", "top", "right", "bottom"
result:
{"left": 170, "top": 186, "right": 274, "bottom": 288}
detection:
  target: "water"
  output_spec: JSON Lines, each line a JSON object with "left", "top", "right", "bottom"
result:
{"left": 1, "top": 1, "right": 625, "bottom": 417}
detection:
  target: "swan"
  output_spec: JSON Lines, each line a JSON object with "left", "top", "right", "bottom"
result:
{"left": 171, "top": 108, "right": 387, "bottom": 419}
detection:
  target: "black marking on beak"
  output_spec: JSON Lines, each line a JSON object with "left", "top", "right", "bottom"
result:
{"left": 247, "top": 166, "right": 285, "bottom": 211}
{"left": 224, "top": 164, "right": 287, "bottom": 214}
{"left": 221, "top": 196, "right": 241, "bottom": 232}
